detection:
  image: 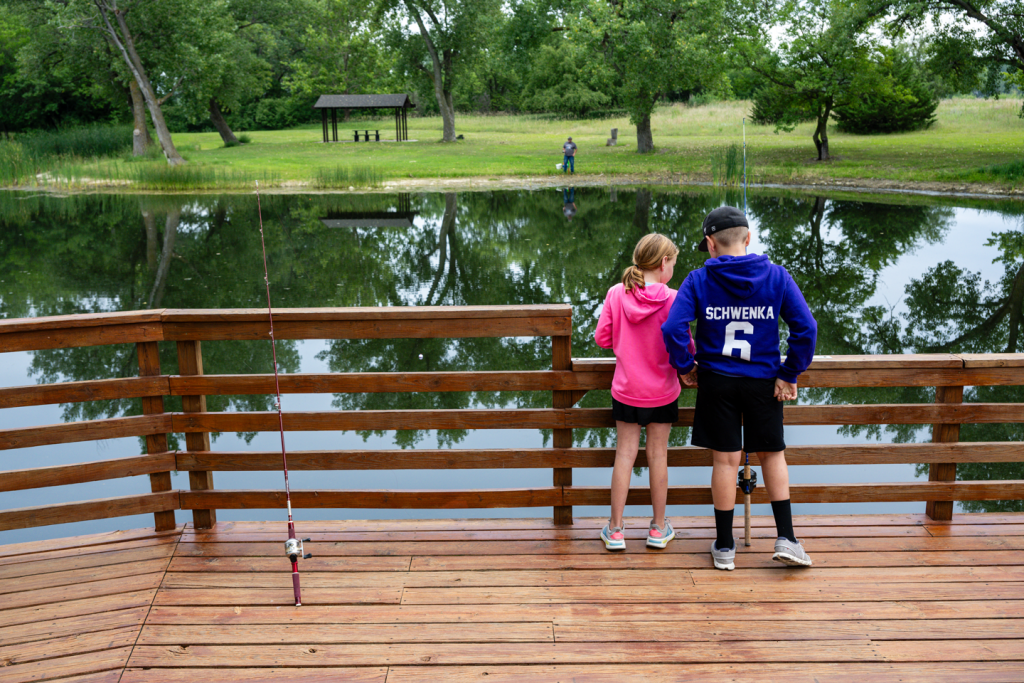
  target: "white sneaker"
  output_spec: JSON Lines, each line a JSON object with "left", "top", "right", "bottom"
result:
{"left": 773, "top": 537, "right": 812, "bottom": 567}
{"left": 600, "top": 522, "right": 626, "bottom": 551}
{"left": 711, "top": 538, "right": 735, "bottom": 570}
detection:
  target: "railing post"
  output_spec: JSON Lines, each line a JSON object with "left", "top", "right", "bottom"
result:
{"left": 926, "top": 385, "right": 964, "bottom": 521}
{"left": 552, "top": 334, "right": 573, "bottom": 525}
{"left": 177, "top": 340, "right": 216, "bottom": 529}
{"left": 136, "top": 341, "right": 176, "bottom": 531}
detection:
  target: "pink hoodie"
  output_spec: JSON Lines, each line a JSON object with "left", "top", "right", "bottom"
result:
{"left": 595, "top": 282, "right": 692, "bottom": 408}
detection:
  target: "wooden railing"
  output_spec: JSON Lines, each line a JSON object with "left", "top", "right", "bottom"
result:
{"left": 1, "top": 306, "right": 1022, "bottom": 533}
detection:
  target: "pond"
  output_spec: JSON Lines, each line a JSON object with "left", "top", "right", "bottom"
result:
{"left": 1, "top": 187, "right": 1022, "bottom": 544}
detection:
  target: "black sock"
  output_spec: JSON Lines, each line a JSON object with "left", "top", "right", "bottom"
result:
{"left": 714, "top": 508, "right": 735, "bottom": 550}
{"left": 771, "top": 499, "right": 797, "bottom": 543}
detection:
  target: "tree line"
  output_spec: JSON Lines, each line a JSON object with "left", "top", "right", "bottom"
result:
{"left": 0, "top": 0, "right": 1020, "bottom": 160}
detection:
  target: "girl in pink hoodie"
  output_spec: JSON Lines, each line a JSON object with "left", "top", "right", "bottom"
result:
{"left": 595, "top": 233, "right": 692, "bottom": 551}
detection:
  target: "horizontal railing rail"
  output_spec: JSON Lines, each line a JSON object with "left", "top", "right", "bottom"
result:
{"left": 0, "top": 306, "right": 1021, "bottom": 533}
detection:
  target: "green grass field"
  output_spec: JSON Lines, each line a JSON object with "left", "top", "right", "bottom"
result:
{"left": 9, "top": 98, "right": 1024, "bottom": 191}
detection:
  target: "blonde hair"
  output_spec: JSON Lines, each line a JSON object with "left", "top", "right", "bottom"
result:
{"left": 622, "top": 233, "right": 679, "bottom": 291}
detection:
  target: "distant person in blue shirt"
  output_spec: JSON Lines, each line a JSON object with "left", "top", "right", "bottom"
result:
{"left": 662, "top": 206, "right": 818, "bottom": 571}
{"left": 562, "top": 137, "right": 577, "bottom": 174}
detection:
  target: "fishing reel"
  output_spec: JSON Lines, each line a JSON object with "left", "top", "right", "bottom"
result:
{"left": 285, "top": 537, "right": 313, "bottom": 563}
{"left": 738, "top": 468, "right": 758, "bottom": 495}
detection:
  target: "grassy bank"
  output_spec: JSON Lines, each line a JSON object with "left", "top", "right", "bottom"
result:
{"left": 3, "top": 98, "right": 1022, "bottom": 192}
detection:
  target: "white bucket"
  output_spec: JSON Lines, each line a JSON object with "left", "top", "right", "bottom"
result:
{"left": 556, "top": 163, "right": 563, "bottom": 170}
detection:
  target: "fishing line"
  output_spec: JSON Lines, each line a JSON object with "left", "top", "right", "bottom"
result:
{"left": 255, "top": 181, "right": 311, "bottom": 606}
{"left": 739, "top": 118, "right": 755, "bottom": 547}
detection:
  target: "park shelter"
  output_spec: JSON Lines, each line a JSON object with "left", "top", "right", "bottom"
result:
{"left": 320, "top": 195, "right": 417, "bottom": 229}
{"left": 313, "top": 94, "right": 415, "bottom": 143}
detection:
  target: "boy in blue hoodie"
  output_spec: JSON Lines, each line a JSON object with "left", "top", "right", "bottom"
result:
{"left": 662, "top": 206, "right": 817, "bottom": 570}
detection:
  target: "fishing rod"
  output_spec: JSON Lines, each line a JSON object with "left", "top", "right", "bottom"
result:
{"left": 255, "top": 180, "right": 311, "bottom": 606}
{"left": 738, "top": 118, "right": 755, "bottom": 547}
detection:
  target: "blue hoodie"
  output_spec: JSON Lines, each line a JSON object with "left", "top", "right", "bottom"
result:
{"left": 662, "top": 254, "right": 817, "bottom": 383}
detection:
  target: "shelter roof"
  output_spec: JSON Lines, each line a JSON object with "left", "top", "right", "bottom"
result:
{"left": 314, "top": 94, "right": 414, "bottom": 109}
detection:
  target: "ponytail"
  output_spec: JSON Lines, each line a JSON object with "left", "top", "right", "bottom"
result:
{"left": 622, "top": 265, "right": 646, "bottom": 291}
{"left": 622, "top": 233, "right": 680, "bottom": 292}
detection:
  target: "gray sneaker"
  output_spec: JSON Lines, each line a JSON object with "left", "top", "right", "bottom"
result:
{"left": 773, "top": 537, "right": 812, "bottom": 567}
{"left": 711, "top": 538, "right": 735, "bottom": 570}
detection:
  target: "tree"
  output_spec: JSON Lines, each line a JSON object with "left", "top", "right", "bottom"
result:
{"left": 832, "top": 45, "right": 939, "bottom": 134}
{"left": 385, "top": 0, "right": 502, "bottom": 142}
{"left": 47, "top": 0, "right": 187, "bottom": 164}
{"left": 882, "top": 0, "right": 1024, "bottom": 114}
{"left": 576, "top": 0, "right": 726, "bottom": 153}
{"left": 736, "top": 0, "right": 876, "bottom": 160}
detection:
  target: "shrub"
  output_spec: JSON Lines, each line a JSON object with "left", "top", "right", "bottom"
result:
{"left": 237, "top": 133, "right": 252, "bottom": 144}
{"left": 833, "top": 47, "right": 939, "bottom": 134}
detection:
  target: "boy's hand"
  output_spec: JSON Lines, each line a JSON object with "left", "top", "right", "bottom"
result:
{"left": 680, "top": 367, "right": 699, "bottom": 388}
{"left": 774, "top": 378, "right": 797, "bottom": 401}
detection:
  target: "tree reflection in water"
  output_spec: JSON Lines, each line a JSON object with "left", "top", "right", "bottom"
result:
{"left": 0, "top": 190, "right": 1021, "bottom": 509}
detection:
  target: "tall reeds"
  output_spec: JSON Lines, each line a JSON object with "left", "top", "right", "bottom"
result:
{"left": 710, "top": 143, "right": 742, "bottom": 187}
{"left": 312, "top": 165, "right": 383, "bottom": 189}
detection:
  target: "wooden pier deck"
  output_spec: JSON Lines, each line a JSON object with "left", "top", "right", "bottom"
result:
{"left": 3, "top": 513, "right": 1024, "bottom": 683}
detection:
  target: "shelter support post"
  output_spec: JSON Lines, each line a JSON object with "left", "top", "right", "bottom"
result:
{"left": 331, "top": 109, "right": 338, "bottom": 143}
{"left": 321, "top": 109, "right": 328, "bottom": 143}
{"left": 552, "top": 334, "right": 573, "bottom": 525}
{"left": 137, "top": 341, "right": 176, "bottom": 531}
{"left": 177, "top": 340, "right": 216, "bottom": 529}
{"left": 926, "top": 385, "right": 964, "bottom": 521}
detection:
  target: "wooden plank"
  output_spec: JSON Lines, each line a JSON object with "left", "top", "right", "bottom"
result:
{"left": 410, "top": 550, "right": 1024, "bottom": 571}
{"left": 398, "top": 582, "right": 1024, "bottom": 605}
{"left": 552, "top": 334, "right": 573, "bottom": 525}
{"left": 0, "top": 526, "right": 180, "bottom": 558}
{"left": 0, "top": 626, "right": 139, "bottom": 667}
{"left": 121, "top": 668, "right": 388, "bottom": 683}
{"left": 0, "top": 376, "right": 168, "bottom": 410}
{"left": 0, "top": 492, "right": 180, "bottom": 532}
{"left": 173, "top": 535, "right": 1024, "bottom": 557}
{"left": 168, "top": 371, "right": 609, "bottom": 396}
{"left": 178, "top": 524, "right": 934, "bottom": 543}
{"left": 177, "top": 340, "right": 215, "bottom": 529}
{"left": 0, "top": 414, "right": 173, "bottom": 451}
{"left": 0, "top": 590, "right": 157, "bottom": 629}
{"left": 383, "top": 662, "right": 1024, "bottom": 683}
{"left": 160, "top": 305, "right": 572, "bottom": 322}
{"left": 152, "top": 587, "right": 402, "bottom": 606}
{"left": 928, "top": 385, "right": 965, "bottom": 521}
{"left": 573, "top": 354, "right": 964, "bottom": 372}
{"left": 138, "top": 341, "right": 176, "bottom": 532}
{"left": 168, "top": 556, "right": 412, "bottom": 573}
{"left": 553, "top": 618, "right": 1024, "bottom": 642}
{"left": 0, "top": 572, "right": 163, "bottom": 612}
{"left": 123, "top": 639, "right": 1024, "bottom": 667}
{"left": 0, "top": 453, "right": 177, "bottom": 493}
{"left": 145, "top": 599, "right": 1024, "bottom": 625}
{"left": 0, "top": 646, "right": 133, "bottom": 683}
{"left": 958, "top": 353, "right": 1024, "bottom": 368}
{"left": 0, "top": 537, "right": 179, "bottom": 572}
{"left": 173, "top": 442, "right": 1024, "bottom": 471}
{"left": 0, "top": 309, "right": 164, "bottom": 335}
{"left": 927, "top": 524, "right": 1024, "bottom": 537}
{"left": 0, "top": 607, "right": 148, "bottom": 647}
{"left": 0, "top": 544, "right": 177, "bottom": 580}
{"left": 159, "top": 572, "right": 409, "bottom": 590}
{"left": 0, "top": 558, "right": 171, "bottom": 596}
{"left": 180, "top": 488, "right": 563, "bottom": 510}
{"left": 172, "top": 409, "right": 566, "bottom": 433}
{"left": 137, "top": 622, "right": 554, "bottom": 645}
{"left": 162, "top": 317, "right": 571, "bottom": 342}
{"left": 565, "top": 404, "right": 1024, "bottom": 428}
{"left": 181, "top": 513, "right": 1024, "bottom": 533}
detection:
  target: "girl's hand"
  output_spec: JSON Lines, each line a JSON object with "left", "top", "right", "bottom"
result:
{"left": 680, "top": 367, "right": 699, "bottom": 387}
{"left": 774, "top": 378, "right": 798, "bottom": 401}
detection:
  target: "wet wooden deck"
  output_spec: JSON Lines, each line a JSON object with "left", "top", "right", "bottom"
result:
{"left": 2, "top": 513, "right": 1024, "bottom": 682}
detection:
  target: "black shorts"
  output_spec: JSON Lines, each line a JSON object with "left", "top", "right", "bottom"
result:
{"left": 691, "top": 371, "right": 785, "bottom": 453}
{"left": 612, "top": 397, "right": 679, "bottom": 426}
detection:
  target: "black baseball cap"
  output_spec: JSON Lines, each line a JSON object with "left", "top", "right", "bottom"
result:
{"left": 699, "top": 206, "right": 748, "bottom": 252}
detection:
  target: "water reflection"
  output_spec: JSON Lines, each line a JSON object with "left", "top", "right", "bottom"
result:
{"left": 1, "top": 189, "right": 1022, "bottom": 511}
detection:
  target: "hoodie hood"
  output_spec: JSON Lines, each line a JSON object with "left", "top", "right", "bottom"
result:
{"left": 705, "top": 254, "right": 772, "bottom": 300}
{"left": 622, "top": 282, "right": 673, "bottom": 323}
